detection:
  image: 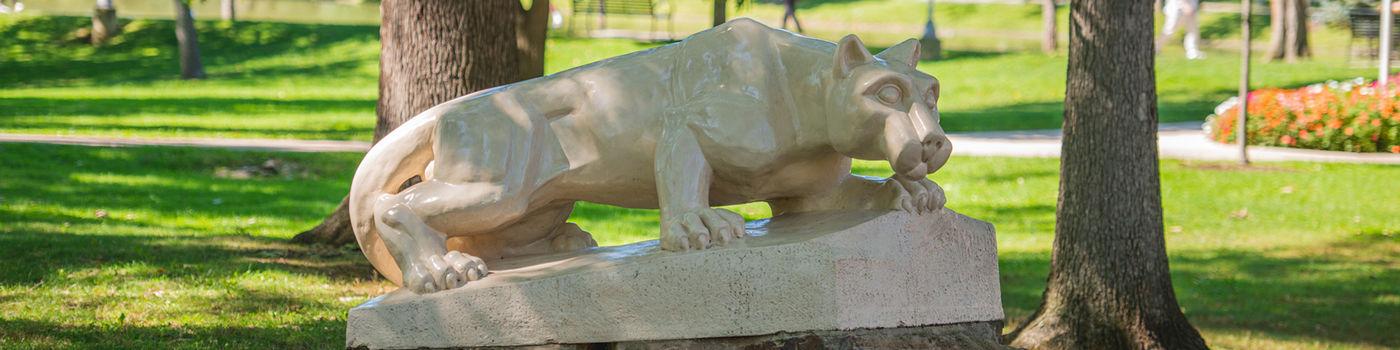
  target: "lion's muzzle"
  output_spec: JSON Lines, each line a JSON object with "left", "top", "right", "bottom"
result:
{"left": 886, "top": 101, "right": 951, "bottom": 180}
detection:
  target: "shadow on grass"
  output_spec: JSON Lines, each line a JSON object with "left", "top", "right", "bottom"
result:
{"left": 0, "top": 96, "right": 374, "bottom": 139}
{"left": 0, "top": 142, "right": 386, "bottom": 348}
{"left": 0, "top": 16, "right": 378, "bottom": 88}
{"left": 942, "top": 98, "right": 1222, "bottom": 132}
{"left": 0, "top": 315, "right": 345, "bottom": 348}
{"left": 0, "top": 142, "right": 372, "bottom": 282}
{"left": 0, "top": 96, "right": 372, "bottom": 118}
{"left": 0, "top": 229, "right": 377, "bottom": 287}
{"left": 0, "top": 143, "right": 361, "bottom": 224}
{"left": 1000, "top": 234, "right": 1400, "bottom": 348}
{"left": 862, "top": 45, "right": 1013, "bottom": 64}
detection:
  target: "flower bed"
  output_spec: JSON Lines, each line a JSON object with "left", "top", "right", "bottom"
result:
{"left": 1206, "top": 76, "right": 1400, "bottom": 153}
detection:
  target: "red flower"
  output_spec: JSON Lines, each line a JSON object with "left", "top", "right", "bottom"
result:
{"left": 1392, "top": 145, "right": 1400, "bottom": 153}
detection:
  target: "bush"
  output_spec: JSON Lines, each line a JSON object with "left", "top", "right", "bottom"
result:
{"left": 1206, "top": 76, "right": 1400, "bottom": 153}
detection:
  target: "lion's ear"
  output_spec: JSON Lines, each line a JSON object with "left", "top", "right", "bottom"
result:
{"left": 833, "top": 34, "right": 873, "bottom": 78}
{"left": 876, "top": 39, "right": 921, "bottom": 67}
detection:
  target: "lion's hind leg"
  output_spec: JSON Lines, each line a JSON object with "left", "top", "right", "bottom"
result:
{"left": 375, "top": 197, "right": 489, "bottom": 294}
{"left": 374, "top": 178, "right": 532, "bottom": 294}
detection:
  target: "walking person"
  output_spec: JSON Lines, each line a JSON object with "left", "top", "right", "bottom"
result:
{"left": 1161, "top": 0, "right": 1205, "bottom": 59}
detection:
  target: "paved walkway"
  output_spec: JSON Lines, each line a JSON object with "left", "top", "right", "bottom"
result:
{"left": 950, "top": 122, "right": 1400, "bottom": 164}
{"left": 2, "top": 123, "right": 1398, "bottom": 164}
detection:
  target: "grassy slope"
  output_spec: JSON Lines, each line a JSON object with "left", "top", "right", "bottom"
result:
{"left": 0, "top": 14, "right": 1373, "bottom": 138}
{"left": 1, "top": 142, "right": 1395, "bottom": 349}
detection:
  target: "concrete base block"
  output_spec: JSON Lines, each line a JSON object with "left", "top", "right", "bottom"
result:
{"left": 346, "top": 209, "right": 1003, "bottom": 349}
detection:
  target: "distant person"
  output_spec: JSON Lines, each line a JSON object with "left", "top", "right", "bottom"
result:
{"left": 781, "top": 0, "right": 804, "bottom": 33}
{"left": 1160, "top": 0, "right": 1204, "bottom": 59}
{"left": 0, "top": 0, "right": 23, "bottom": 14}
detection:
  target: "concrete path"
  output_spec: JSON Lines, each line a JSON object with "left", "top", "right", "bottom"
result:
{"left": 950, "top": 122, "right": 1400, "bottom": 164}
{"left": 2, "top": 123, "right": 1398, "bottom": 164}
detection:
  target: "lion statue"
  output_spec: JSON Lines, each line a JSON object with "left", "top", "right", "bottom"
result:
{"left": 348, "top": 19, "right": 952, "bottom": 294}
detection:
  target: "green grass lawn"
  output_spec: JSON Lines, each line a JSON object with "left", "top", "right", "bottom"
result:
{"left": 1, "top": 142, "right": 1395, "bottom": 349}
{"left": 0, "top": 15, "right": 1375, "bottom": 139}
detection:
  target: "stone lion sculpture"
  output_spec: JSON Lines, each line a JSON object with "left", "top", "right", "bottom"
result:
{"left": 349, "top": 19, "right": 952, "bottom": 294}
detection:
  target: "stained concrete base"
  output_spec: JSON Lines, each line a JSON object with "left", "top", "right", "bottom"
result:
{"left": 346, "top": 209, "right": 1003, "bottom": 349}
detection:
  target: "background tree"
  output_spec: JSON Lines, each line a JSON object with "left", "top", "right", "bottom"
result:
{"left": 172, "top": 0, "right": 204, "bottom": 79}
{"left": 92, "top": 0, "right": 118, "bottom": 45}
{"left": 293, "top": 0, "right": 521, "bottom": 245}
{"left": 518, "top": 0, "right": 549, "bottom": 80}
{"left": 221, "top": 0, "right": 235, "bottom": 22}
{"left": 1007, "top": 0, "right": 1209, "bottom": 348}
{"left": 1041, "top": 0, "right": 1056, "bottom": 53}
{"left": 713, "top": 0, "right": 728, "bottom": 27}
{"left": 1267, "top": 0, "right": 1310, "bottom": 61}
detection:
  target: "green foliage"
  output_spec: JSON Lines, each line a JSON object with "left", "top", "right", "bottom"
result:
{"left": 1, "top": 142, "right": 1396, "bottom": 349}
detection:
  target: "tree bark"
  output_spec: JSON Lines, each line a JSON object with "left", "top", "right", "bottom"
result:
{"left": 1267, "top": 0, "right": 1310, "bottom": 61}
{"left": 1008, "top": 0, "right": 1209, "bottom": 348}
{"left": 1042, "top": 0, "right": 1057, "bottom": 53}
{"left": 221, "top": 0, "right": 235, "bottom": 22}
{"left": 713, "top": 0, "right": 728, "bottom": 27}
{"left": 92, "top": 0, "right": 118, "bottom": 46}
{"left": 517, "top": 0, "right": 549, "bottom": 81}
{"left": 293, "top": 0, "right": 521, "bottom": 246}
{"left": 172, "top": 0, "right": 205, "bottom": 80}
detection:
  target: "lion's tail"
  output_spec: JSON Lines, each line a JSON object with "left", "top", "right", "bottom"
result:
{"left": 348, "top": 113, "right": 438, "bottom": 286}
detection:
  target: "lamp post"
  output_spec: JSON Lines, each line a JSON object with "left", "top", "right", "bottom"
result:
{"left": 1382, "top": 0, "right": 1393, "bottom": 88}
{"left": 1237, "top": 0, "right": 1251, "bottom": 165}
{"left": 920, "top": 0, "right": 942, "bottom": 61}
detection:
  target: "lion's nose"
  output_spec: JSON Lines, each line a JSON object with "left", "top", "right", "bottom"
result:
{"left": 922, "top": 134, "right": 945, "bottom": 150}
{"left": 922, "top": 134, "right": 949, "bottom": 162}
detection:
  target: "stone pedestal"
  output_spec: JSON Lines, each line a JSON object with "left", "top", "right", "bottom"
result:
{"left": 346, "top": 209, "right": 1003, "bottom": 349}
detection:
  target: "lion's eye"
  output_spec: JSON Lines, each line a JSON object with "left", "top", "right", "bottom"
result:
{"left": 877, "top": 85, "right": 901, "bottom": 105}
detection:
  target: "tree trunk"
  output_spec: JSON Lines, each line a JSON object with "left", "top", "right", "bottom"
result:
{"left": 517, "top": 0, "right": 549, "bottom": 81}
{"left": 1041, "top": 0, "right": 1057, "bottom": 53}
{"left": 172, "top": 0, "right": 205, "bottom": 80}
{"left": 293, "top": 0, "right": 520, "bottom": 246}
{"left": 221, "top": 0, "right": 235, "bottom": 22}
{"left": 1267, "top": 0, "right": 1310, "bottom": 61}
{"left": 713, "top": 0, "right": 728, "bottom": 27}
{"left": 92, "top": 0, "right": 118, "bottom": 46}
{"left": 1007, "top": 0, "right": 1209, "bottom": 348}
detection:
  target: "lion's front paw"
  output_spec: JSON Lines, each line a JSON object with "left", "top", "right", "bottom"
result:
{"left": 660, "top": 207, "right": 746, "bottom": 251}
{"left": 885, "top": 177, "right": 946, "bottom": 214}
{"left": 403, "top": 251, "right": 489, "bottom": 294}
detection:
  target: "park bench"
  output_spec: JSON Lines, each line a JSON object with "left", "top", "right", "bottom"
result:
{"left": 570, "top": 0, "right": 673, "bottom": 40}
{"left": 1348, "top": 7, "right": 1400, "bottom": 63}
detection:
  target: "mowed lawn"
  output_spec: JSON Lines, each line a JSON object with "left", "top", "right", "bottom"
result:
{"left": 0, "top": 142, "right": 1395, "bottom": 349}
{"left": 0, "top": 15, "right": 1374, "bottom": 139}
{"left": 2, "top": 7, "right": 1397, "bottom": 350}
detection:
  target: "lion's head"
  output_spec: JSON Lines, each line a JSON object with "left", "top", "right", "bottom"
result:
{"left": 824, "top": 36, "right": 951, "bottom": 181}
